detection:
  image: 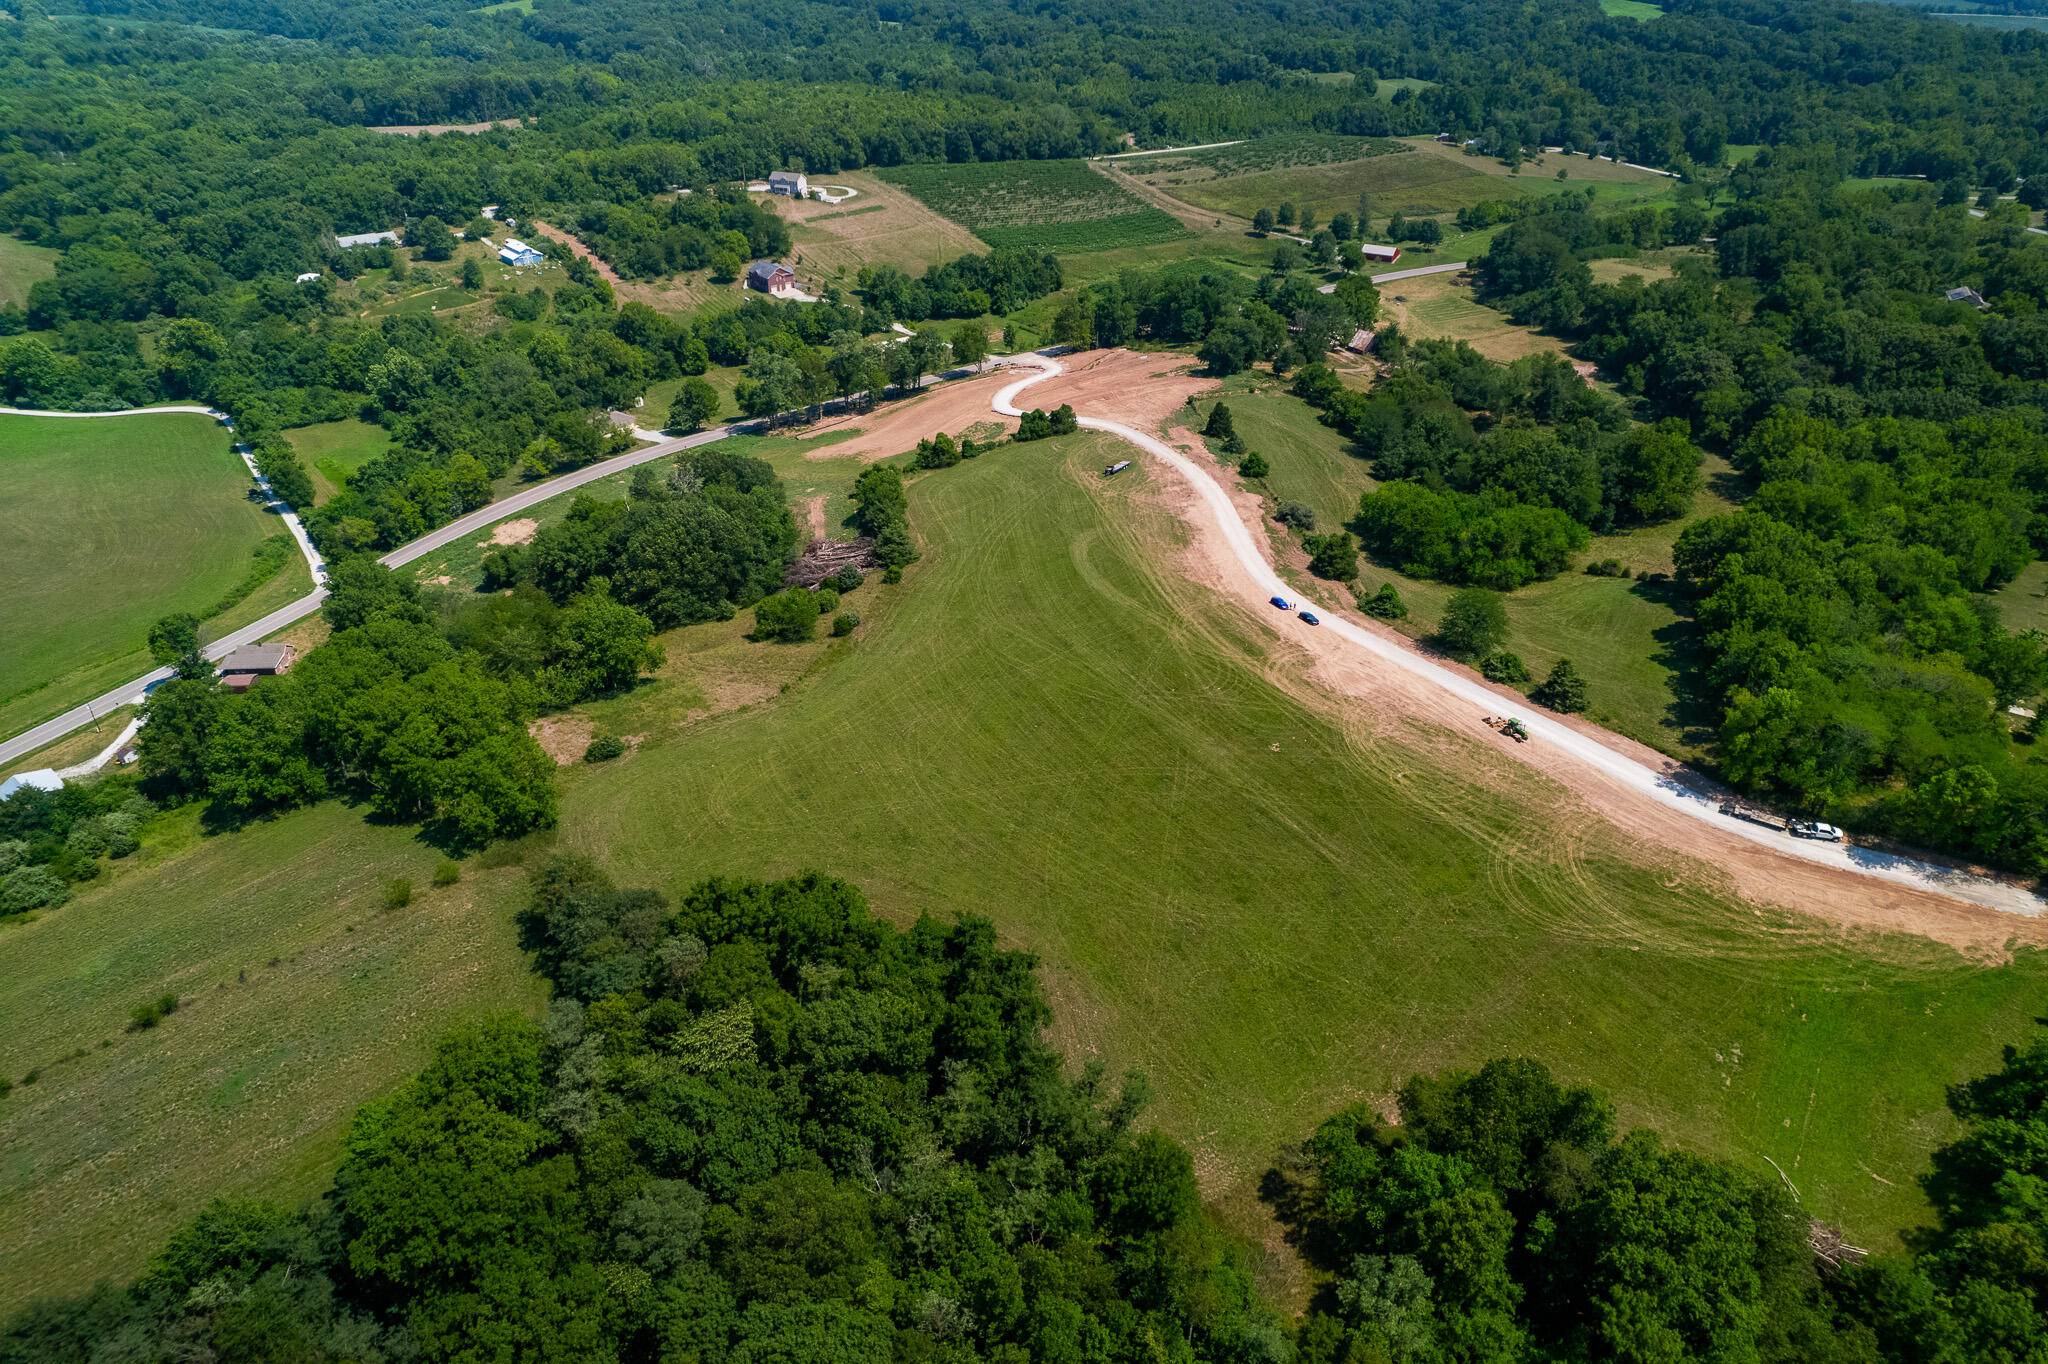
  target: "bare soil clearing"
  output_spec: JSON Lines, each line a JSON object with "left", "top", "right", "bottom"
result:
{"left": 796, "top": 373, "right": 1020, "bottom": 460}
{"left": 1026, "top": 348, "right": 1219, "bottom": 429}
{"left": 530, "top": 714, "right": 595, "bottom": 765}
{"left": 368, "top": 119, "right": 523, "bottom": 136}
{"left": 525, "top": 219, "right": 624, "bottom": 287}
{"left": 486, "top": 517, "right": 537, "bottom": 546}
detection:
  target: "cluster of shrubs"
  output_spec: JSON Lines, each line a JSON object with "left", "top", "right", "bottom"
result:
{"left": 0, "top": 779, "right": 156, "bottom": 916}
{"left": 753, "top": 564, "right": 867, "bottom": 643}
{"left": 909, "top": 430, "right": 987, "bottom": 468}
{"left": 1013, "top": 404, "right": 1078, "bottom": 441}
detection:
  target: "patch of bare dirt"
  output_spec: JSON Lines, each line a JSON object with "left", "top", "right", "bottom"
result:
{"left": 796, "top": 372, "right": 1019, "bottom": 461}
{"left": 369, "top": 119, "right": 524, "bottom": 136}
{"left": 1030, "top": 349, "right": 1220, "bottom": 432}
{"left": 529, "top": 715, "right": 595, "bottom": 766}
{"left": 486, "top": 518, "right": 538, "bottom": 547}
{"left": 803, "top": 495, "right": 828, "bottom": 539}
{"left": 1135, "top": 424, "right": 2048, "bottom": 959}
{"left": 525, "top": 219, "right": 624, "bottom": 288}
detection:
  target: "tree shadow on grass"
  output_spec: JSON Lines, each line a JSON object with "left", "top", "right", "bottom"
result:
{"left": 1634, "top": 574, "right": 1718, "bottom": 747}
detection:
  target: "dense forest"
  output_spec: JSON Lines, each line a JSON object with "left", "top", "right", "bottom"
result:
{"left": 7, "top": 865, "right": 2048, "bottom": 1361}
{"left": 3, "top": 0, "right": 2047, "bottom": 349}
{"left": 1463, "top": 156, "right": 2048, "bottom": 872}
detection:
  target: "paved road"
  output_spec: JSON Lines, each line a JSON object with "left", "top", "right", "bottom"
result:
{"left": 0, "top": 404, "right": 222, "bottom": 418}
{"left": 990, "top": 352, "right": 2048, "bottom": 920}
{"left": 1318, "top": 261, "right": 1469, "bottom": 294}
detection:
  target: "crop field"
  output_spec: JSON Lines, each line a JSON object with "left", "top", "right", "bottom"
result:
{"left": 1132, "top": 135, "right": 1677, "bottom": 231}
{"left": 0, "top": 234, "right": 57, "bottom": 311}
{"left": 16, "top": 429, "right": 2048, "bottom": 1306}
{"left": 878, "top": 159, "right": 1187, "bottom": 254}
{"left": 1123, "top": 135, "right": 1405, "bottom": 183}
{"left": 286, "top": 417, "right": 392, "bottom": 503}
{"left": 776, "top": 171, "right": 989, "bottom": 287}
{"left": 1160, "top": 144, "right": 1527, "bottom": 223}
{"left": 0, "top": 413, "right": 313, "bottom": 740}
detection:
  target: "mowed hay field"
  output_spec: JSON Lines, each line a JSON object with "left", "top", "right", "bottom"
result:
{"left": 776, "top": 172, "right": 990, "bottom": 289}
{"left": 1379, "top": 269, "right": 1573, "bottom": 364}
{"left": 0, "top": 413, "right": 311, "bottom": 737}
{"left": 8, "top": 430, "right": 2047, "bottom": 1306}
{"left": 0, "top": 805, "right": 545, "bottom": 1308}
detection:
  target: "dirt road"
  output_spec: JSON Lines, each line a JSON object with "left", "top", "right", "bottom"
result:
{"left": 993, "top": 351, "right": 2048, "bottom": 947}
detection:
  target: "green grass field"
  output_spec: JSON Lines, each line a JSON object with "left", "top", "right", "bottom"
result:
{"left": 1601, "top": 0, "right": 1665, "bottom": 17}
{"left": 0, "top": 413, "right": 314, "bottom": 739}
{"left": 878, "top": 160, "right": 1188, "bottom": 253}
{"left": 1374, "top": 77, "right": 1438, "bottom": 98}
{"left": 1127, "top": 136, "right": 1677, "bottom": 234}
{"left": 286, "top": 417, "right": 392, "bottom": 504}
{"left": 1991, "top": 560, "right": 2048, "bottom": 634}
{"left": 0, "top": 234, "right": 58, "bottom": 311}
{"left": 12, "top": 429, "right": 2048, "bottom": 1308}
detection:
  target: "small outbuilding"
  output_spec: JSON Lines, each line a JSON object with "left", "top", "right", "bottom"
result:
{"left": 1360, "top": 243, "right": 1402, "bottom": 264}
{"left": 0, "top": 769, "right": 62, "bottom": 802}
{"left": 746, "top": 260, "right": 799, "bottom": 295}
{"left": 1345, "top": 328, "right": 1377, "bottom": 354}
{"left": 335, "top": 229, "right": 400, "bottom": 249}
{"left": 497, "top": 238, "right": 544, "bottom": 267}
{"left": 295, "top": 271, "right": 323, "bottom": 284}
{"left": 1945, "top": 286, "right": 1989, "bottom": 309}
{"left": 767, "top": 171, "right": 809, "bottom": 198}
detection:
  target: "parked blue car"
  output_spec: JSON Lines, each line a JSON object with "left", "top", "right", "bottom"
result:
{"left": 1269, "top": 595, "right": 1295, "bottom": 610}
{"left": 1299, "top": 610, "right": 1320, "bottom": 626}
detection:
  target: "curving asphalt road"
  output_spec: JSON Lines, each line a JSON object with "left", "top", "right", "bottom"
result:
{"left": 990, "top": 352, "right": 2048, "bottom": 920}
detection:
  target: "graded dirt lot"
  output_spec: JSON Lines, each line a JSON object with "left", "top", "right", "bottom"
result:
{"left": 1023, "top": 348, "right": 1219, "bottom": 430}
{"left": 795, "top": 371, "right": 1020, "bottom": 460}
